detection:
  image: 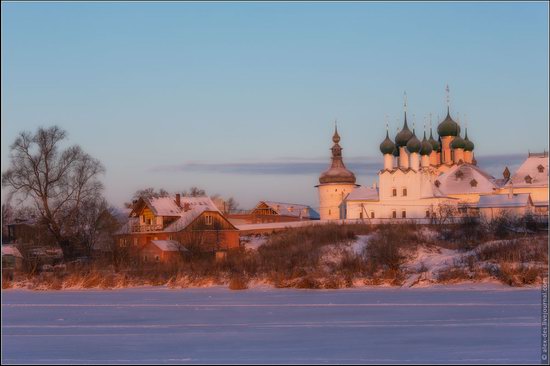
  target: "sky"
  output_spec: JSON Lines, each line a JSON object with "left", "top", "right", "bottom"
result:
{"left": 1, "top": 2, "right": 548, "bottom": 210}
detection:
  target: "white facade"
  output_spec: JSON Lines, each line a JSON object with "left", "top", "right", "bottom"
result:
{"left": 318, "top": 91, "right": 548, "bottom": 222}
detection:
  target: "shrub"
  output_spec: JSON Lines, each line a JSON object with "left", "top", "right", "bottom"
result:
{"left": 228, "top": 275, "right": 248, "bottom": 290}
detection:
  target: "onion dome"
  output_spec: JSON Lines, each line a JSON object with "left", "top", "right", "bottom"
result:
{"left": 406, "top": 129, "right": 421, "bottom": 153}
{"left": 420, "top": 131, "right": 433, "bottom": 156}
{"left": 428, "top": 128, "right": 440, "bottom": 151}
{"left": 437, "top": 107, "right": 461, "bottom": 137}
{"left": 450, "top": 134, "right": 466, "bottom": 149}
{"left": 395, "top": 112, "right": 413, "bottom": 147}
{"left": 392, "top": 145, "right": 400, "bottom": 157}
{"left": 379, "top": 130, "right": 396, "bottom": 155}
{"left": 319, "top": 125, "right": 356, "bottom": 184}
{"left": 463, "top": 128, "right": 474, "bottom": 152}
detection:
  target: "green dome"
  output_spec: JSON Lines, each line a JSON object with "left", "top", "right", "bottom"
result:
{"left": 437, "top": 108, "right": 461, "bottom": 137}
{"left": 392, "top": 145, "right": 400, "bottom": 157}
{"left": 451, "top": 135, "right": 466, "bottom": 149}
{"left": 428, "top": 129, "right": 440, "bottom": 151}
{"left": 420, "top": 131, "right": 433, "bottom": 156}
{"left": 379, "top": 131, "right": 396, "bottom": 155}
{"left": 463, "top": 129, "right": 475, "bottom": 152}
{"left": 406, "top": 130, "right": 421, "bottom": 153}
{"left": 395, "top": 112, "right": 413, "bottom": 147}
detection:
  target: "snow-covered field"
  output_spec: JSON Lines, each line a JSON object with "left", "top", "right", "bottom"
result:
{"left": 2, "top": 286, "right": 542, "bottom": 364}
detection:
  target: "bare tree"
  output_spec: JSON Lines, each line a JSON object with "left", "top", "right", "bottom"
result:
{"left": 131, "top": 187, "right": 169, "bottom": 201}
{"left": 182, "top": 186, "right": 206, "bottom": 197}
{"left": 2, "top": 126, "right": 105, "bottom": 260}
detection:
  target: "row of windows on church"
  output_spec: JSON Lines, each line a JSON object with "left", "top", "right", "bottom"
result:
{"left": 359, "top": 209, "right": 433, "bottom": 219}
{"left": 392, "top": 188, "right": 407, "bottom": 197}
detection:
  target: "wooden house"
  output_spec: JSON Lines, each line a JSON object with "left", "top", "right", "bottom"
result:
{"left": 114, "top": 195, "right": 240, "bottom": 260}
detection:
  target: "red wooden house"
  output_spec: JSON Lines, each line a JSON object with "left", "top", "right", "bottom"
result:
{"left": 114, "top": 194, "right": 240, "bottom": 261}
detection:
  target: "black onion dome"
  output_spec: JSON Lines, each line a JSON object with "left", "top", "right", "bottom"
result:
{"left": 406, "top": 129, "right": 421, "bottom": 153}
{"left": 451, "top": 134, "right": 466, "bottom": 149}
{"left": 420, "top": 131, "right": 433, "bottom": 156}
{"left": 428, "top": 129, "right": 440, "bottom": 151}
{"left": 395, "top": 112, "right": 414, "bottom": 147}
{"left": 437, "top": 107, "right": 461, "bottom": 137}
{"left": 463, "top": 129, "right": 475, "bottom": 152}
{"left": 392, "top": 145, "right": 400, "bottom": 157}
{"left": 379, "top": 131, "right": 396, "bottom": 154}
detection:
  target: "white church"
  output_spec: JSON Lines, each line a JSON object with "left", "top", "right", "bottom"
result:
{"left": 316, "top": 88, "right": 549, "bottom": 222}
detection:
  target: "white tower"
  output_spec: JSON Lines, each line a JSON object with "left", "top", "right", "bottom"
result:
{"left": 317, "top": 125, "right": 358, "bottom": 220}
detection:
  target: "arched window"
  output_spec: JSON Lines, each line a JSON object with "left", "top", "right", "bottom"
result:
{"left": 402, "top": 188, "right": 407, "bottom": 197}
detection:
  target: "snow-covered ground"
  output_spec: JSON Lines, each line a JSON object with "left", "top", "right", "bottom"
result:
{"left": 2, "top": 286, "right": 542, "bottom": 364}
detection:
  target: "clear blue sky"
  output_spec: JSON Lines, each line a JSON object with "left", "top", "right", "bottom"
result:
{"left": 2, "top": 2, "right": 548, "bottom": 209}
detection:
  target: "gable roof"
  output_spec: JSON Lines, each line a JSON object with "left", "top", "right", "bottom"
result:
{"left": 345, "top": 186, "right": 379, "bottom": 201}
{"left": 117, "top": 196, "right": 236, "bottom": 234}
{"left": 150, "top": 240, "right": 188, "bottom": 252}
{"left": 505, "top": 154, "right": 549, "bottom": 188}
{"left": 477, "top": 193, "right": 533, "bottom": 208}
{"left": 2, "top": 244, "right": 23, "bottom": 258}
{"left": 436, "top": 164, "right": 498, "bottom": 195}
{"left": 253, "top": 201, "right": 320, "bottom": 219}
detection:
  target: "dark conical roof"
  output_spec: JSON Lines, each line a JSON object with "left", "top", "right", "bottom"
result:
{"left": 420, "top": 131, "right": 433, "bottom": 156}
{"left": 395, "top": 112, "right": 413, "bottom": 147}
{"left": 392, "top": 145, "right": 400, "bottom": 157}
{"left": 379, "top": 130, "right": 396, "bottom": 155}
{"left": 428, "top": 128, "right": 440, "bottom": 151}
{"left": 463, "top": 128, "right": 475, "bottom": 152}
{"left": 319, "top": 126, "right": 356, "bottom": 184}
{"left": 451, "top": 134, "right": 466, "bottom": 149}
{"left": 437, "top": 107, "right": 461, "bottom": 137}
{"left": 406, "top": 129, "right": 421, "bottom": 153}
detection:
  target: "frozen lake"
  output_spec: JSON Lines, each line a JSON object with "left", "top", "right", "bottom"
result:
{"left": 1, "top": 286, "right": 543, "bottom": 364}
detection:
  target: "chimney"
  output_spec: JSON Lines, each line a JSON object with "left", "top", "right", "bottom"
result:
{"left": 175, "top": 193, "right": 181, "bottom": 207}
{"left": 183, "top": 202, "right": 191, "bottom": 212}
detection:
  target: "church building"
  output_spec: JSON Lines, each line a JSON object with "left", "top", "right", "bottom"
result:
{"left": 317, "top": 87, "right": 549, "bottom": 221}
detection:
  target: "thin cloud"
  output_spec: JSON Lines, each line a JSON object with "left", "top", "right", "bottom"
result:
{"left": 150, "top": 153, "right": 528, "bottom": 178}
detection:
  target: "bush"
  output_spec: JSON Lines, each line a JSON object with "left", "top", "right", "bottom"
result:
{"left": 228, "top": 275, "right": 248, "bottom": 290}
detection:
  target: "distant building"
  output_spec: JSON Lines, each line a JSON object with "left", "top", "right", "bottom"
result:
{"left": 318, "top": 87, "right": 549, "bottom": 221}
{"left": 114, "top": 195, "right": 240, "bottom": 259}
{"left": 227, "top": 201, "right": 320, "bottom": 225}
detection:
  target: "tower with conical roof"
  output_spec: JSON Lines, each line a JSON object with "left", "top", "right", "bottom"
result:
{"left": 379, "top": 120, "right": 396, "bottom": 170}
{"left": 438, "top": 85, "right": 461, "bottom": 165}
{"left": 395, "top": 93, "right": 413, "bottom": 169}
{"left": 316, "top": 123, "right": 358, "bottom": 220}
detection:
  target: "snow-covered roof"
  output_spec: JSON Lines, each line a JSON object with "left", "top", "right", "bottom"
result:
{"left": 477, "top": 193, "right": 533, "bottom": 208}
{"left": 2, "top": 245, "right": 22, "bottom": 258}
{"left": 150, "top": 240, "right": 188, "bottom": 252}
{"left": 346, "top": 186, "right": 379, "bottom": 201}
{"left": 117, "top": 196, "right": 226, "bottom": 234}
{"left": 255, "top": 201, "right": 320, "bottom": 219}
{"left": 436, "top": 164, "right": 498, "bottom": 195}
{"left": 505, "top": 153, "right": 549, "bottom": 188}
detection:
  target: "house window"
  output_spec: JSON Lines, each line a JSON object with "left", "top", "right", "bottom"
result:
{"left": 370, "top": 211, "right": 375, "bottom": 219}
{"left": 329, "top": 209, "right": 331, "bottom": 215}
{"left": 402, "top": 210, "right": 406, "bottom": 218}
{"left": 155, "top": 256, "right": 160, "bottom": 262}
{"left": 434, "top": 180, "right": 441, "bottom": 187}
{"left": 455, "top": 170, "right": 464, "bottom": 179}
{"left": 425, "top": 210, "right": 430, "bottom": 218}
{"left": 392, "top": 188, "right": 397, "bottom": 197}
{"left": 143, "top": 255, "right": 148, "bottom": 262}
{"left": 525, "top": 175, "right": 533, "bottom": 184}
{"left": 538, "top": 164, "right": 545, "bottom": 173}
{"left": 402, "top": 188, "right": 407, "bottom": 197}
{"left": 392, "top": 210, "right": 397, "bottom": 219}
{"left": 470, "top": 179, "right": 478, "bottom": 187}
{"left": 133, "top": 238, "right": 138, "bottom": 246}
{"left": 205, "top": 215, "right": 213, "bottom": 225}
{"left": 359, "top": 212, "right": 363, "bottom": 219}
